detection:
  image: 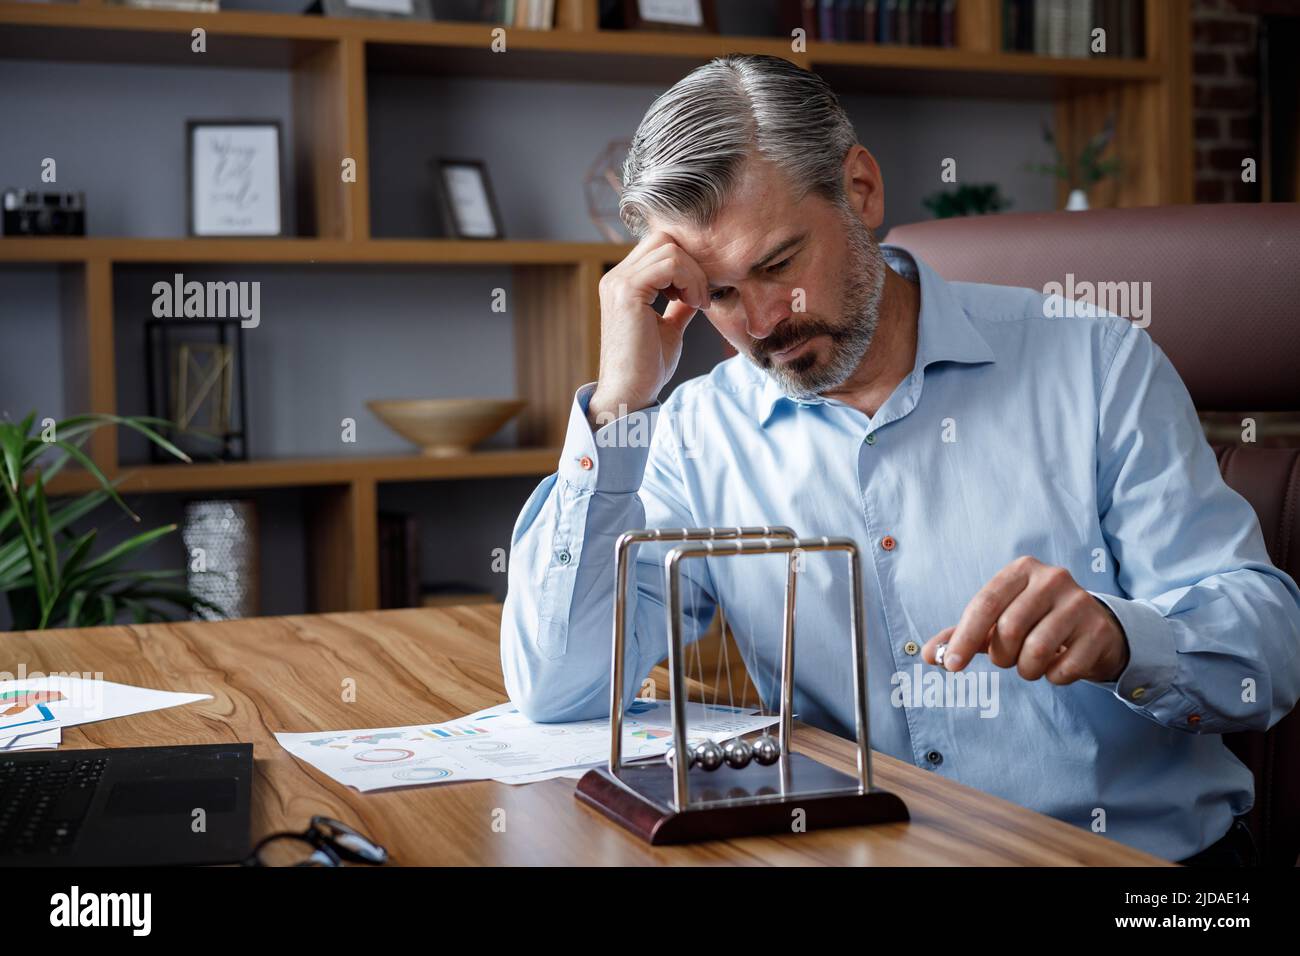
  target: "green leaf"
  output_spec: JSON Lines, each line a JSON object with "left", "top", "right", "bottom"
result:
{"left": 1, "top": 476, "right": 50, "bottom": 606}
{"left": 57, "top": 529, "right": 97, "bottom": 581}
{"left": 0, "top": 489, "right": 110, "bottom": 582}
{"left": 0, "top": 424, "right": 26, "bottom": 493}
{"left": 66, "top": 589, "right": 87, "bottom": 628}
{"left": 16, "top": 412, "right": 36, "bottom": 440}
{"left": 64, "top": 523, "right": 177, "bottom": 586}
{"left": 33, "top": 472, "right": 59, "bottom": 594}
{"left": 99, "top": 593, "right": 115, "bottom": 626}
{"left": 53, "top": 438, "right": 139, "bottom": 522}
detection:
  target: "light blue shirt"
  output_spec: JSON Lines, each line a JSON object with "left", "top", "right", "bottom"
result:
{"left": 500, "top": 245, "right": 1300, "bottom": 862}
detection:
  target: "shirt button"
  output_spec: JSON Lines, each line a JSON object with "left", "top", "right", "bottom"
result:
{"left": 556, "top": 550, "right": 572, "bottom": 565}
{"left": 1130, "top": 686, "right": 1145, "bottom": 700}
{"left": 881, "top": 535, "right": 896, "bottom": 551}
{"left": 904, "top": 640, "right": 919, "bottom": 656}
{"left": 864, "top": 433, "right": 876, "bottom": 445}
{"left": 925, "top": 750, "right": 943, "bottom": 767}
{"left": 578, "top": 455, "right": 593, "bottom": 470}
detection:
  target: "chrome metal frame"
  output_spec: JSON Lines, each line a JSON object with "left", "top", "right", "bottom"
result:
{"left": 606, "top": 527, "right": 874, "bottom": 813}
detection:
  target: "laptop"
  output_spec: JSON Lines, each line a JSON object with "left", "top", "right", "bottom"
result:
{"left": 0, "top": 743, "right": 253, "bottom": 866}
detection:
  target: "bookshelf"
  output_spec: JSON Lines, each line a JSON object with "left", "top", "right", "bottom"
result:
{"left": 0, "top": 0, "right": 1192, "bottom": 613}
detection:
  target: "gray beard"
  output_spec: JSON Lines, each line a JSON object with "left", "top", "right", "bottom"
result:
{"left": 759, "top": 211, "right": 886, "bottom": 401}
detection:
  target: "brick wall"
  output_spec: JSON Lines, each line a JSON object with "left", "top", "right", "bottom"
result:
{"left": 1192, "top": 0, "right": 1262, "bottom": 203}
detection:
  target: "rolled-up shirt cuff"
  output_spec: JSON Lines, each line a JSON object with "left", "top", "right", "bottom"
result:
{"left": 1086, "top": 590, "right": 1179, "bottom": 707}
{"left": 557, "top": 382, "right": 661, "bottom": 493}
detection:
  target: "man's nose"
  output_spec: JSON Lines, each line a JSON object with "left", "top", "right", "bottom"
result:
{"left": 742, "top": 286, "right": 790, "bottom": 340}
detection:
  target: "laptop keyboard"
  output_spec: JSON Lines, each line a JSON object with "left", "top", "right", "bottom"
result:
{"left": 0, "top": 754, "right": 107, "bottom": 857}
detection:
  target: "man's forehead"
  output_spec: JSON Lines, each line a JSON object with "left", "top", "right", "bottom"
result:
{"left": 670, "top": 221, "right": 776, "bottom": 270}
{"left": 650, "top": 158, "right": 802, "bottom": 267}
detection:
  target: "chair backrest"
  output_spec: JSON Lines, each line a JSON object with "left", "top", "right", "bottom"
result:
{"left": 884, "top": 204, "right": 1300, "bottom": 865}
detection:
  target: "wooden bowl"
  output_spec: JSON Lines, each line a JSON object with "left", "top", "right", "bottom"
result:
{"left": 367, "top": 398, "right": 527, "bottom": 457}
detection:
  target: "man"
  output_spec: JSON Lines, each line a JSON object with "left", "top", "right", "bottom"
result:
{"left": 500, "top": 53, "right": 1300, "bottom": 864}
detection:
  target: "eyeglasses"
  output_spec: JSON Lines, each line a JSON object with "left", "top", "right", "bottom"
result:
{"left": 242, "top": 816, "right": 389, "bottom": 867}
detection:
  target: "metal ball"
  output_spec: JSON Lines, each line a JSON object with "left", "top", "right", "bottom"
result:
{"left": 751, "top": 734, "right": 780, "bottom": 766}
{"left": 665, "top": 744, "right": 697, "bottom": 770}
{"left": 693, "top": 740, "right": 725, "bottom": 772}
{"left": 722, "top": 738, "right": 753, "bottom": 769}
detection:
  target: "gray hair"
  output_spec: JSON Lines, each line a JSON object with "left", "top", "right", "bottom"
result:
{"left": 618, "top": 54, "right": 858, "bottom": 240}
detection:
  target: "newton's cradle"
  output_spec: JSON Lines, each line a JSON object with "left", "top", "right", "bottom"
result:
{"left": 576, "top": 526, "right": 909, "bottom": 844}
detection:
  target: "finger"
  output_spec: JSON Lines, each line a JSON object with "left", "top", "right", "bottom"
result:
{"left": 661, "top": 296, "right": 699, "bottom": 329}
{"left": 1043, "top": 626, "right": 1109, "bottom": 685}
{"left": 920, "top": 626, "right": 956, "bottom": 665}
{"left": 623, "top": 228, "right": 681, "bottom": 268}
{"left": 943, "top": 559, "right": 1035, "bottom": 671}
{"left": 634, "top": 247, "right": 710, "bottom": 312}
{"left": 1016, "top": 602, "right": 1088, "bottom": 681}
{"left": 985, "top": 579, "right": 1058, "bottom": 669}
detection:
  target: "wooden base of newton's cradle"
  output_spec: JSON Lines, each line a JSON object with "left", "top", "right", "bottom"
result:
{"left": 575, "top": 752, "right": 909, "bottom": 845}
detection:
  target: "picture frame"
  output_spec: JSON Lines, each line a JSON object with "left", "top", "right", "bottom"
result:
{"left": 187, "top": 120, "right": 285, "bottom": 238}
{"left": 433, "top": 158, "right": 505, "bottom": 240}
{"left": 319, "top": 0, "right": 433, "bottom": 20}
{"left": 623, "top": 0, "right": 717, "bottom": 33}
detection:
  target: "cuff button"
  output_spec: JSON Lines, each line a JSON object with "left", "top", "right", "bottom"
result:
{"left": 579, "top": 455, "right": 593, "bottom": 470}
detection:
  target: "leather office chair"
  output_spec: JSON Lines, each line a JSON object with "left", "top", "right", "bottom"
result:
{"left": 884, "top": 204, "right": 1300, "bottom": 866}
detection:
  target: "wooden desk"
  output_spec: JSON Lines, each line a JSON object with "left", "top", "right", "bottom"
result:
{"left": 1, "top": 605, "right": 1169, "bottom": 865}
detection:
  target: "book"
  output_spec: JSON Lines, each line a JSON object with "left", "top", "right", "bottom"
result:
{"left": 820, "top": 0, "right": 836, "bottom": 40}
{"left": 1046, "top": 0, "right": 1068, "bottom": 57}
{"left": 1017, "top": 0, "right": 1034, "bottom": 52}
{"left": 848, "top": 0, "right": 865, "bottom": 42}
{"left": 879, "top": 0, "right": 896, "bottom": 43}
{"left": 117, "top": 0, "right": 219, "bottom": 10}
{"left": 1067, "top": 0, "right": 1091, "bottom": 57}
{"left": 1033, "top": 0, "right": 1049, "bottom": 54}
{"left": 921, "top": 0, "right": 939, "bottom": 46}
{"left": 776, "top": 0, "right": 820, "bottom": 40}
{"left": 939, "top": 0, "right": 955, "bottom": 47}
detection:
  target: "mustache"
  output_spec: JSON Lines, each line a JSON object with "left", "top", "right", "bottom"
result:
{"left": 752, "top": 321, "right": 836, "bottom": 358}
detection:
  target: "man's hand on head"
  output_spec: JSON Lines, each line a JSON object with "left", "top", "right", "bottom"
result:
{"left": 921, "top": 555, "right": 1131, "bottom": 685}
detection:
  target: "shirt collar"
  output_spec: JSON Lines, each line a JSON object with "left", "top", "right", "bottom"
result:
{"left": 754, "top": 244, "right": 996, "bottom": 426}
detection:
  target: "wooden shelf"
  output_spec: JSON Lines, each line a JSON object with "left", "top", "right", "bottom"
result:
{"left": 45, "top": 447, "right": 561, "bottom": 495}
{"left": 1, "top": 0, "right": 1191, "bottom": 614}
{"left": 0, "top": 237, "right": 631, "bottom": 266}
{"left": 0, "top": 1, "right": 1158, "bottom": 95}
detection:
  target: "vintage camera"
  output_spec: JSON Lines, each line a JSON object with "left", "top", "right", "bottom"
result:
{"left": 2, "top": 188, "right": 86, "bottom": 236}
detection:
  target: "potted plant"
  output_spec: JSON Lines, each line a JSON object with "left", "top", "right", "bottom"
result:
{"left": 922, "top": 183, "right": 1013, "bottom": 219}
{"left": 0, "top": 413, "right": 224, "bottom": 629}
{"left": 1027, "top": 115, "right": 1121, "bottom": 211}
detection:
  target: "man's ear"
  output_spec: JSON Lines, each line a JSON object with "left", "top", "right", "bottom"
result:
{"left": 842, "top": 145, "right": 885, "bottom": 231}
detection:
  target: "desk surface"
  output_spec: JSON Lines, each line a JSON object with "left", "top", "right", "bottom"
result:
{"left": 2, "top": 606, "right": 1169, "bottom": 865}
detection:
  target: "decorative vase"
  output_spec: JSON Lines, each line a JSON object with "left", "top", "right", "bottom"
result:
{"left": 182, "top": 499, "right": 259, "bottom": 620}
{"left": 1065, "top": 188, "right": 1089, "bottom": 211}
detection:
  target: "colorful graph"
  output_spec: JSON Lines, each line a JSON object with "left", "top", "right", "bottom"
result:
{"left": 420, "top": 724, "right": 490, "bottom": 739}
{"left": 630, "top": 728, "right": 671, "bottom": 741}
{"left": 0, "top": 690, "right": 65, "bottom": 733}
{"left": 393, "top": 767, "right": 453, "bottom": 782}
{"left": 352, "top": 731, "right": 404, "bottom": 744}
{"left": 463, "top": 741, "right": 509, "bottom": 752}
{"left": 1, "top": 689, "right": 66, "bottom": 718}
{"left": 354, "top": 748, "right": 414, "bottom": 763}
